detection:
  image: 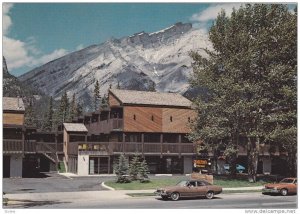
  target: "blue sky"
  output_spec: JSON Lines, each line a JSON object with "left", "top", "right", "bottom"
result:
{"left": 3, "top": 3, "right": 295, "bottom": 76}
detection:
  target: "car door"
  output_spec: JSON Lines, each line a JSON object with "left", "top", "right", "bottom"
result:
{"left": 290, "top": 179, "right": 297, "bottom": 194}
{"left": 195, "top": 181, "right": 208, "bottom": 196}
{"left": 184, "top": 181, "right": 198, "bottom": 197}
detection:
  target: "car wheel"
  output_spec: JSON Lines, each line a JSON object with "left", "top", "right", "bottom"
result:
{"left": 206, "top": 191, "right": 214, "bottom": 199}
{"left": 170, "top": 192, "right": 180, "bottom": 201}
{"left": 280, "top": 189, "right": 288, "bottom": 196}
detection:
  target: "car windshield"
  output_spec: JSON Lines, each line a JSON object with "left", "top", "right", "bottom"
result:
{"left": 280, "top": 178, "right": 295, "bottom": 183}
{"left": 176, "top": 181, "right": 188, "bottom": 187}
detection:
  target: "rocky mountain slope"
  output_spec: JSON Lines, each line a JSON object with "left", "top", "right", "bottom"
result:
{"left": 19, "top": 22, "right": 211, "bottom": 109}
{"left": 3, "top": 56, "right": 40, "bottom": 98}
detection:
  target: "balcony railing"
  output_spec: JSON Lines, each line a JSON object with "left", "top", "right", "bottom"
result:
{"left": 86, "top": 118, "right": 123, "bottom": 134}
{"left": 73, "top": 141, "right": 194, "bottom": 155}
{"left": 3, "top": 139, "right": 23, "bottom": 153}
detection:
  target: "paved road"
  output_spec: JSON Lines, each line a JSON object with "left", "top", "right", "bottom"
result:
{"left": 4, "top": 192, "right": 297, "bottom": 209}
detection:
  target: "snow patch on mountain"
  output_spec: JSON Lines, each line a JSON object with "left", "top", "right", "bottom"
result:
{"left": 19, "top": 22, "right": 211, "bottom": 110}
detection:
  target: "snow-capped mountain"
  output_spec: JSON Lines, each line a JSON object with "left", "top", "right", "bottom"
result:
{"left": 19, "top": 22, "right": 211, "bottom": 109}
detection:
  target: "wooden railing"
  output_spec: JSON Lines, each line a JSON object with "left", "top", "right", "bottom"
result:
{"left": 86, "top": 119, "right": 123, "bottom": 134}
{"left": 24, "top": 140, "right": 36, "bottom": 153}
{"left": 73, "top": 141, "right": 194, "bottom": 155}
{"left": 3, "top": 139, "right": 23, "bottom": 153}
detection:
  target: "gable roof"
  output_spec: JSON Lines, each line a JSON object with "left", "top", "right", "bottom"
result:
{"left": 63, "top": 123, "right": 88, "bottom": 132}
{"left": 3, "top": 97, "right": 25, "bottom": 111}
{"left": 109, "top": 89, "right": 192, "bottom": 108}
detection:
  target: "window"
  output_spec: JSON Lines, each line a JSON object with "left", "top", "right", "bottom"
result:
{"left": 151, "top": 115, "right": 154, "bottom": 121}
{"left": 170, "top": 116, "right": 173, "bottom": 122}
{"left": 133, "top": 114, "right": 136, "bottom": 120}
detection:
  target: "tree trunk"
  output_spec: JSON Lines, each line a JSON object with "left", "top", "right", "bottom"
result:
{"left": 247, "top": 136, "right": 259, "bottom": 182}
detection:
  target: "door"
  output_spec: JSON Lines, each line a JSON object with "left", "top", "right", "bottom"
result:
{"left": 3, "top": 156, "right": 10, "bottom": 178}
{"left": 89, "top": 156, "right": 109, "bottom": 174}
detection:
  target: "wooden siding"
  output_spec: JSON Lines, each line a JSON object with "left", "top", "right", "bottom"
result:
{"left": 123, "top": 106, "right": 162, "bottom": 132}
{"left": 162, "top": 108, "right": 196, "bottom": 133}
{"left": 123, "top": 106, "right": 196, "bottom": 133}
{"left": 109, "top": 93, "right": 121, "bottom": 106}
{"left": 3, "top": 112, "right": 24, "bottom": 125}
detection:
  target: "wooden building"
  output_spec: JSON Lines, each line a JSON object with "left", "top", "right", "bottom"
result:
{"left": 66, "top": 89, "right": 197, "bottom": 175}
{"left": 3, "top": 97, "right": 64, "bottom": 178}
{"left": 3, "top": 97, "right": 26, "bottom": 177}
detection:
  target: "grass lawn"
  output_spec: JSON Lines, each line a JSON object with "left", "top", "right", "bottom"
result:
{"left": 105, "top": 177, "right": 265, "bottom": 190}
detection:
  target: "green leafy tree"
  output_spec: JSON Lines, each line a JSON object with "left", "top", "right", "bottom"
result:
{"left": 43, "top": 96, "right": 54, "bottom": 131}
{"left": 113, "top": 154, "right": 130, "bottom": 183}
{"left": 94, "top": 80, "right": 101, "bottom": 111}
{"left": 189, "top": 4, "right": 296, "bottom": 181}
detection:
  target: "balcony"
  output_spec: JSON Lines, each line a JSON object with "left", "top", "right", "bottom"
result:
{"left": 86, "top": 118, "right": 123, "bottom": 134}
{"left": 74, "top": 141, "right": 194, "bottom": 156}
{"left": 3, "top": 139, "right": 23, "bottom": 153}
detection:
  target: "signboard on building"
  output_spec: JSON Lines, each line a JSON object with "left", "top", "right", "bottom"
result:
{"left": 193, "top": 159, "right": 208, "bottom": 168}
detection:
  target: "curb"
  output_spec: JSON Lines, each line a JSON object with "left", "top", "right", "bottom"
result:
{"left": 101, "top": 182, "right": 115, "bottom": 191}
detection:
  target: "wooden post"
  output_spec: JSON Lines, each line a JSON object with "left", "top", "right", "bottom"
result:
{"left": 179, "top": 134, "right": 182, "bottom": 158}
{"left": 55, "top": 132, "right": 58, "bottom": 171}
{"left": 160, "top": 133, "right": 163, "bottom": 158}
{"left": 22, "top": 126, "right": 25, "bottom": 157}
{"left": 141, "top": 133, "right": 144, "bottom": 158}
{"left": 122, "top": 133, "right": 126, "bottom": 153}
{"left": 108, "top": 156, "right": 111, "bottom": 174}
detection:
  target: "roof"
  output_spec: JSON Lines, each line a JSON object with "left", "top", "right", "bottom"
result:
{"left": 63, "top": 123, "right": 88, "bottom": 132}
{"left": 3, "top": 97, "right": 25, "bottom": 111}
{"left": 109, "top": 89, "right": 192, "bottom": 108}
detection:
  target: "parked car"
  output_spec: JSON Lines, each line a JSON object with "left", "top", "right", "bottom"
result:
{"left": 154, "top": 179, "right": 222, "bottom": 201}
{"left": 224, "top": 164, "right": 245, "bottom": 173}
{"left": 262, "top": 178, "right": 297, "bottom": 196}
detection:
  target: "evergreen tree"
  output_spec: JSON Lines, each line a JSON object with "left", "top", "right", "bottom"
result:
{"left": 101, "top": 94, "right": 108, "bottom": 108}
{"left": 76, "top": 102, "right": 83, "bottom": 117}
{"left": 189, "top": 4, "right": 297, "bottom": 181}
{"left": 117, "top": 81, "right": 121, "bottom": 89}
{"left": 148, "top": 81, "right": 156, "bottom": 92}
{"left": 69, "top": 94, "right": 77, "bottom": 121}
{"left": 24, "top": 98, "right": 36, "bottom": 127}
{"left": 94, "top": 80, "right": 101, "bottom": 111}
{"left": 129, "top": 153, "right": 141, "bottom": 181}
{"left": 43, "top": 96, "right": 54, "bottom": 131}
{"left": 138, "top": 159, "right": 150, "bottom": 182}
{"left": 113, "top": 154, "right": 130, "bottom": 183}
{"left": 55, "top": 91, "right": 69, "bottom": 125}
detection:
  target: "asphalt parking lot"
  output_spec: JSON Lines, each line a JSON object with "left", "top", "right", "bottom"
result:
{"left": 2, "top": 172, "right": 115, "bottom": 194}
{"left": 3, "top": 172, "right": 188, "bottom": 194}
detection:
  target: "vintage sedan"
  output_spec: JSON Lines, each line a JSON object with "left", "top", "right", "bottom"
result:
{"left": 262, "top": 178, "right": 297, "bottom": 196}
{"left": 154, "top": 179, "right": 222, "bottom": 201}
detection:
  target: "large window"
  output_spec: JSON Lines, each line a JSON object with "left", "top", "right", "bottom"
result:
{"left": 125, "top": 133, "right": 141, "bottom": 142}
{"left": 163, "top": 134, "right": 179, "bottom": 143}
{"left": 144, "top": 133, "right": 160, "bottom": 143}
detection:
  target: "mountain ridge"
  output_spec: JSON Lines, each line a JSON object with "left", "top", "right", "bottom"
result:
{"left": 18, "top": 22, "right": 211, "bottom": 110}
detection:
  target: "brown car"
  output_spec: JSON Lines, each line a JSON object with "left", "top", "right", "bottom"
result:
{"left": 262, "top": 178, "right": 297, "bottom": 196}
{"left": 154, "top": 179, "right": 222, "bottom": 201}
